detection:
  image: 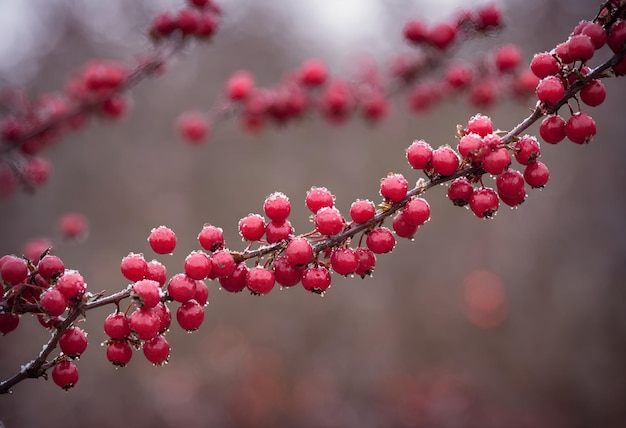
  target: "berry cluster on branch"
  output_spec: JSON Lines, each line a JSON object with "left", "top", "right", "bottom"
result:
{"left": 1, "top": 0, "right": 626, "bottom": 394}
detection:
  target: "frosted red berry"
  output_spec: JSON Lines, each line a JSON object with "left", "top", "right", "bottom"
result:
{"left": 285, "top": 237, "right": 313, "bottom": 267}
{"left": 246, "top": 267, "right": 275, "bottom": 295}
{"left": 514, "top": 135, "right": 541, "bottom": 165}
{"left": 406, "top": 140, "right": 433, "bottom": 169}
{"left": 52, "top": 360, "right": 79, "bottom": 390}
{"left": 458, "top": 133, "right": 484, "bottom": 161}
{"left": 0, "top": 256, "right": 28, "bottom": 286}
{"left": 177, "top": 111, "right": 210, "bottom": 144}
{"left": 184, "top": 251, "right": 211, "bottom": 280}
{"left": 448, "top": 177, "right": 474, "bottom": 206}
{"left": 300, "top": 59, "right": 327, "bottom": 86}
{"left": 0, "top": 313, "right": 19, "bottom": 335}
{"left": 41, "top": 289, "right": 67, "bottom": 317}
{"left": 143, "top": 335, "right": 170, "bottom": 365}
{"left": 273, "top": 256, "right": 303, "bottom": 287}
{"left": 565, "top": 112, "right": 596, "bottom": 144}
{"left": 59, "top": 327, "right": 88, "bottom": 358}
{"left": 392, "top": 213, "right": 419, "bottom": 239}
{"left": 470, "top": 81, "right": 497, "bottom": 109}
{"left": 482, "top": 147, "right": 511, "bottom": 175}
{"left": 301, "top": 265, "right": 331, "bottom": 294}
{"left": 263, "top": 192, "right": 291, "bottom": 222}
{"left": 431, "top": 146, "right": 460, "bottom": 176}
{"left": 193, "top": 280, "right": 209, "bottom": 306}
{"left": 494, "top": 44, "right": 522, "bottom": 72}
{"left": 403, "top": 197, "right": 430, "bottom": 226}
{"left": 580, "top": 80, "right": 606, "bottom": 107}
{"left": 536, "top": 76, "right": 565, "bottom": 105}
{"left": 330, "top": 248, "right": 358, "bottom": 276}
{"left": 238, "top": 214, "right": 266, "bottom": 241}
{"left": 106, "top": 339, "right": 133, "bottom": 367}
{"left": 469, "top": 188, "right": 499, "bottom": 218}
{"left": 148, "top": 226, "right": 177, "bottom": 254}
{"left": 539, "top": 114, "right": 566, "bottom": 144}
{"left": 354, "top": 248, "right": 376, "bottom": 278}
{"left": 198, "top": 225, "right": 225, "bottom": 252}
{"left": 167, "top": 273, "right": 197, "bottom": 302}
{"left": 145, "top": 260, "right": 167, "bottom": 286}
{"left": 607, "top": 20, "right": 626, "bottom": 53}
{"left": 476, "top": 4, "right": 501, "bottom": 29}
{"left": 58, "top": 212, "right": 88, "bottom": 240}
{"left": 499, "top": 189, "right": 526, "bottom": 207}
{"left": 154, "top": 302, "right": 172, "bottom": 333}
{"left": 574, "top": 21, "right": 606, "bottom": 49}
{"left": 120, "top": 253, "right": 147, "bottom": 282}
{"left": 129, "top": 308, "right": 160, "bottom": 340}
{"left": 467, "top": 114, "right": 493, "bottom": 137}
{"left": 555, "top": 41, "right": 574, "bottom": 64}
{"left": 56, "top": 270, "right": 86, "bottom": 300}
{"left": 445, "top": 63, "right": 473, "bottom": 88}
{"left": 567, "top": 34, "right": 595, "bottom": 61}
{"left": 428, "top": 22, "right": 457, "bottom": 50}
{"left": 104, "top": 312, "right": 131, "bottom": 339}
{"left": 218, "top": 263, "right": 248, "bottom": 293}
{"left": 226, "top": 71, "right": 254, "bottom": 101}
{"left": 37, "top": 255, "right": 65, "bottom": 280}
{"left": 350, "top": 199, "right": 375, "bottom": 224}
{"left": 496, "top": 169, "right": 525, "bottom": 198}
{"left": 210, "top": 250, "right": 236, "bottom": 278}
{"left": 265, "top": 220, "right": 293, "bottom": 243}
{"left": 176, "top": 299, "right": 204, "bottom": 331}
{"left": 305, "top": 187, "right": 335, "bottom": 213}
{"left": 523, "top": 161, "right": 550, "bottom": 188}
{"left": 366, "top": 227, "right": 396, "bottom": 254}
{"left": 132, "top": 279, "right": 162, "bottom": 309}
{"left": 380, "top": 173, "right": 408, "bottom": 203}
{"left": 314, "top": 207, "right": 345, "bottom": 236}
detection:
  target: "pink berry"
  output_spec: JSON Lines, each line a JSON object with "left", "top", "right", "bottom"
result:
{"left": 428, "top": 22, "right": 457, "bottom": 50}
{"left": 482, "top": 147, "right": 511, "bottom": 175}
{"left": 469, "top": 188, "right": 499, "bottom": 218}
{"left": 52, "top": 360, "right": 79, "bottom": 390}
{"left": 567, "top": 34, "right": 595, "bottom": 61}
{"left": 458, "top": 133, "right": 484, "bottom": 161}
{"left": 58, "top": 212, "right": 88, "bottom": 240}
{"left": 447, "top": 177, "right": 474, "bottom": 207}
{"left": 555, "top": 41, "right": 574, "bottom": 64}
{"left": 56, "top": 270, "right": 86, "bottom": 300}
{"left": 145, "top": 260, "right": 167, "bottom": 286}
{"left": 494, "top": 44, "right": 522, "bottom": 72}
{"left": 120, "top": 253, "right": 148, "bottom": 282}
{"left": 226, "top": 71, "right": 254, "bottom": 101}
{"left": 350, "top": 199, "right": 376, "bottom": 224}
{"left": 184, "top": 251, "right": 212, "bottom": 280}
{"left": 263, "top": 192, "right": 291, "bottom": 222}
{"left": 406, "top": 140, "right": 433, "bottom": 169}
{"left": 514, "top": 135, "right": 541, "bottom": 165}
{"left": 305, "top": 187, "right": 335, "bottom": 213}
{"left": 104, "top": 312, "right": 131, "bottom": 339}
{"left": 285, "top": 237, "right": 313, "bottom": 267}
{"left": 25, "top": 156, "right": 51, "bottom": 187}
{"left": 246, "top": 267, "right": 275, "bottom": 295}
{"left": 467, "top": 114, "right": 493, "bottom": 137}
{"left": 238, "top": 214, "right": 266, "bottom": 241}
{"left": 40, "top": 288, "right": 68, "bottom": 316}
{"left": 580, "top": 80, "right": 606, "bottom": 107}
{"left": 265, "top": 220, "right": 293, "bottom": 243}
{"left": 445, "top": 63, "right": 473, "bottom": 88}
{"left": 177, "top": 111, "right": 210, "bottom": 144}
{"left": 539, "top": 114, "right": 566, "bottom": 144}
{"left": 197, "top": 225, "right": 225, "bottom": 252}
{"left": 273, "top": 256, "right": 303, "bottom": 287}
{"left": 148, "top": 226, "right": 177, "bottom": 254}
{"left": 301, "top": 265, "right": 331, "bottom": 294}
{"left": 129, "top": 308, "right": 160, "bottom": 340}
{"left": 143, "top": 335, "right": 170, "bottom": 365}
{"left": 476, "top": 4, "right": 501, "bottom": 29}
{"left": 524, "top": 161, "right": 550, "bottom": 188}
{"left": 210, "top": 250, "right": 237, "bottom": 278}
{"left": 0, "top": 313, "right": 19, "bottom": 335}
{"left": 403, "top": 20, "right": 428, "bottom": 43}
{"left": 37, "top": 255, "right": 65, "bottom": 280}
{"left": 354, "top": 248, "right": 376, "bottom": 278}
{"left": 132, "top": 279, "right": 162, "bottom": 309}
{"left": 496, "top": 169, "right": 525, "bottom": 198}
{"left": 300, "top": 59, "right": 327, "bottom": 86}
{"left": 402, "top": 197, "right": 430, "bottom": 226}
{"left": 0, "top": 256, "right": 28, "bottom": 286}
{"left": 330, "top": 247, "right": 358, "bottom": 276}
{"left": 313, "top": 207, "right": 345, "bottom": 236}
{"left": 218, "top": 263, "right": 249, "bottom": 293}
{"left": 565, "top": 112, "right": 596, "bottom": 144}
{"left": 574, "top": 21, "right": 606, "bottom": 49}
{"left": 59, "top": 326, "right": 88, "bottom": 358}
{"left": 366, "top": 227, "right": 395, "bottom": 254}
{"left": 380, "top": 173, "right": 409, "bottom": 203}
{"left": 106, "top": 339, "right": 133, "bottom": 367}
{"left": 536, "top": 76, "right": 565, "bottom": 105}
{"left": 167, "top": 273, "right": 197, "bottom": 302}
{"left": 431, "top": 146, "right": 460, "bottom": 176}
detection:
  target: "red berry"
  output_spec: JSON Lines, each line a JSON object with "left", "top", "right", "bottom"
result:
{"left": 56, "top": 270, "right": 86, "bottom": 300}
{"left": 129, "top": 308, "right": 160, "bottom": 340}
{"left": 567, "top": 34, "right": 595, "bottom": 61}
{"left": 106, "top": 339, "right": 133, "bottom": 367}
{"left": 218, "top": 263, "right": 249, "bottom": 293}
{"left": 265, "top": 220, "right": 293, "bottom": 243}
{"left": 574, "top": 21, "right": 606, "bottom": 49}
{"left": 314, "top": 207, "right": 345, "bottom": 236}
{"left": 428, "top": 22, "right": 457, "bottom": 50}
{"left": 24, "top": 156, "right": 51, "bottom": 187}
{"left": 350, "top": 199, "right": 376, "bottom": 224}
{"left": 447, "top": 177, "right": 474, "bottom": 207}
{"left": 330, "top": 247, "right": 358, "bottom": 276}
{"left": 59, "top": 326, "right": 88, "bottom": 357}
{"left": 555, "top": 41, "right": 574, "bottom": 64}
{"left": 402, "top": 197, "right": 430, "bottom": 226}
{"left": 580, "top": 80, "right": 606, "bottom": 107}
{"left": 154, "top": 302, "right": 172, "bottom": 334}
{"left": 176, "top": 111, "right": 210, "bottom": 144}
{"left": 58, "top": 212, "right": 88, "bottom": 240}
{"left": 360, "top": 92, "right": 389, "bottom": 123}
{"left": 52, "top": 360, "right": 79, "bottom": 390}
{"left": 494, "top": 44, "right": 522, "bottom": 72}
{"left": 184, "top": 251, "right": 212, "bottom": 280}
{"left": 0, "top": 313, "right": 19, "bottom": 335}
{"left": 354, "top": 248, "right": 376, "bottom": 278}
{"left": 524, "top": 161, "right": 550, "bottom": 188}
{"left": 285, "top": 237, "right": 313, "bottom": 267}
{"left": 238, "top": 214, "right": 266, "bottom": 241}
{"left": 40, "top": 288, "right": 67, "bottom": 316}
{"left": 608, "top": 20, "right": 626, "bottom": 53}
{"left": 496, "top": 169, "right": 525, "bottom": 198}
{"left": 403, "top": 20, "right": 428, "bottom": 43}
{"left": 444, "top": 63, "right": 473, "bottom": 88}
{"left": 305, "top": 187, "right": 335, "bottom": 213}
{"left": 0, "top": 256, "right": 28, "bottom": 286}
{"left": 226, "top": 71, "right": 254, "bottom": 101}
{"left": 37, "top": 255, "right": 65, "bottom": 280}
{"left": 466, "top": 114, "right": 493, "bottom": 137}
{"left": 210, "top": 250, "right": 237, "bottom": 278}
{"left": 143, "top": 335, "right": 170, "bottom": 365}
{"left": 176, "top": 8, "right": 201, "bottom": 35}
{"left": 167, "top": 273, "right": 197, "bottom": 302}
{"left": 431, "top": 146, "right": 460, "bottom": 176}
{"left": 469, "top": 188, "right": 499, "bottom": 218}
{"left": 380, "top": 173, "right": 408, "bottom": 203}
{"left": 104, "top": 312, "right": 131, "bottom": 339}
{"left": 301, "top": 265, "right": 332, "bottom": 294}
{"left": 406, "top": 140, "right": 433, "bottom": 169}
{"left": 514, "top": 135, "right": 541, "bottom": 165}
{"left": 476, "top": 4, "right": 501, "bottom": 29}
{"left": 482, "top": 147, "right": 511, "bottom": 175}
{"left": 366, "top": 227, "right": 395, "bottom": 254}
{"left": 320, "top": 79, "right": 353, "bottom": 124}
{"left": 132, "top": 279, "right": 162, "bottom": 309}
{"left": 499, "top": 189, "right": 526, "bottom": 207}
{"left": 273, "top": 256, "right": 303, "bottom": 287}
{"left": 469, "top": 83, "right": 497, "bottom": 109}
{"left": 120, "top": 253, "right": 148, "bottom": 282}
{"left": 458, "top": 133, "right": 484, "bottom": 161}
{"left": 392, "top": 213, "right": 419, "bottom": 239}
{"left": 148, "top": 226, "right": 177, "bottom": 254}
{"left": 198, "top": 224, "right": 225, "bottom": 252}
{"left": 176, "top": 299, "right": 205, "bottom": 331}
{"left": 193, "top": 280, "right": 209, "bottom": 306}
{"left": 263, "top": 192, "right": 291, "bottom": 222}
{"left": 145, "top": 260, "right": 167, "bottom": 286}
{"left": 300, "top": 59, "right": 327, "bottom": 86}
{"left": 539, "top": 114, "right": 566, "bottom": 144}
{"left": 246, "top": 267, "right": 275, "bottom": 295}
{"left": 536, "top": 76, "right": 565, "bottom": 105}
{"left": 565, "top": 112, "right": 596, "bottom": 144}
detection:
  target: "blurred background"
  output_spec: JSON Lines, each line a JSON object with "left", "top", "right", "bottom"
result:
{"left": 1, "top": 0, "right": 626, "bottom": 426}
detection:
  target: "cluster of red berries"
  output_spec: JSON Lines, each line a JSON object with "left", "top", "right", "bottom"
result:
{"left": 149, "top": 0, "right": 221, "bottom": 41}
